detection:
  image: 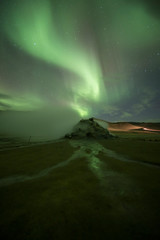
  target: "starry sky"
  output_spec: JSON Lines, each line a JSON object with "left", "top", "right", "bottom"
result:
{"left": 0, "top": 0, "right": 160, "bottom": 137}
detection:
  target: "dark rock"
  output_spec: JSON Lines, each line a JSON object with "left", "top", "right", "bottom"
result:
{"left": 64, "top": 118, "right": 113, "bottom": 139}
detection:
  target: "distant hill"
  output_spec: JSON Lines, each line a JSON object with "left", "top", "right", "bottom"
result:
{"left": 130, "top": 122, "right": 160, "bottom": 130}
{"left": 93, "top": 118, "right": 160, "bottom": 132}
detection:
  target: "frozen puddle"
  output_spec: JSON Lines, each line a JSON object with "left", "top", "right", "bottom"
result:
{"left": 0, "top": 139, "right": 159, "bottom": 187}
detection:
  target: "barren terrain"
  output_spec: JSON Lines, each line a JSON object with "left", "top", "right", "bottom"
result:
{"left": 0, "top": 127, "right": 160, "bottom": 239}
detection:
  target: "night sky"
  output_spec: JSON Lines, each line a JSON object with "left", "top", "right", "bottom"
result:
{"left": 0, "top": 0, "right": 160, "bottom": 137}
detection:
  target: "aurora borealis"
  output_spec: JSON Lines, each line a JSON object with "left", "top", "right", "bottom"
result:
{"left": 0, "top": 0, "right": 160, "bottom": 136}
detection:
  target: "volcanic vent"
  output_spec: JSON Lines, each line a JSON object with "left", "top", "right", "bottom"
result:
{"left": 65, "top": 118, "right": 112, "bottom": 139}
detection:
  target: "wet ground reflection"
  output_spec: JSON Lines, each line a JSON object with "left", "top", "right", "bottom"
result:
{"left": 70, "top": 139, "right": 160, "bottom": 191}
{"left": 0, "top": 139, "right": 159, "bottom": 187}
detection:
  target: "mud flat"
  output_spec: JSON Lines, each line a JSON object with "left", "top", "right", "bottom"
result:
{"left": 0, "top": 132, "right": 160, "bottom": 239}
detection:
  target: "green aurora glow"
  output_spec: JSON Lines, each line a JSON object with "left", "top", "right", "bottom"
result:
{"left": 4, "top": 0, "right": 107, "bottom": 116}
{"left": 0, "top": 0, "right": 160, "bottom": 121}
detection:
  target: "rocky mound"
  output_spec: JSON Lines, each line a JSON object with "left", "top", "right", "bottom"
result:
{"left": 65, "top": 118, "right": 113, "bottom": 139}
